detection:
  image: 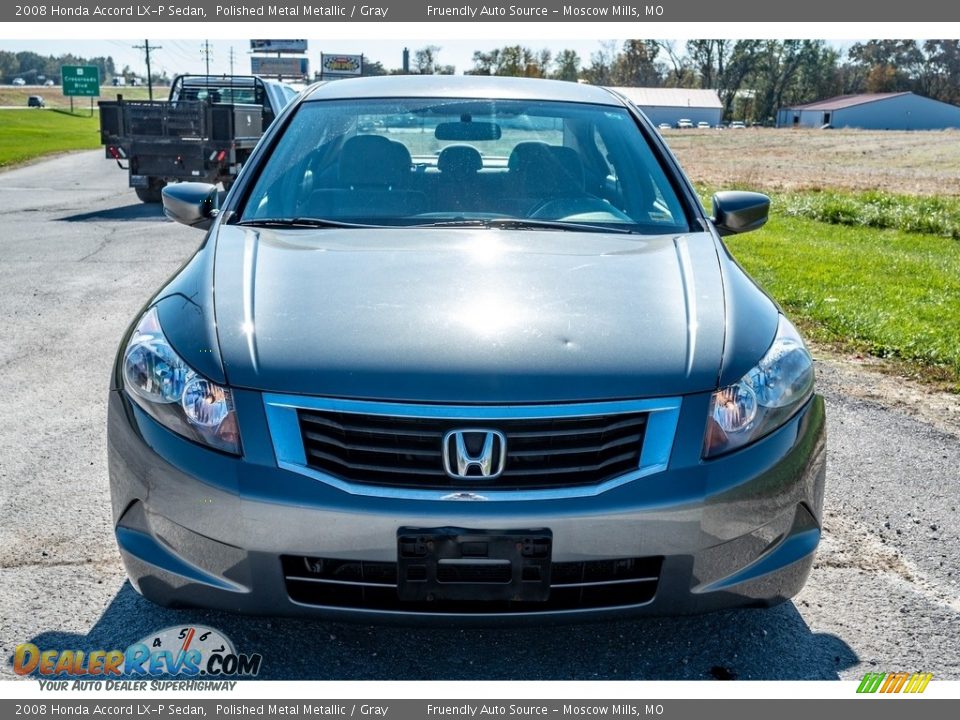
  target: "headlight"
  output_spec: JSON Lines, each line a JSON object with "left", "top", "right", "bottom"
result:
{"left": 703, "top": 315, "right": 814, "bottom": 458}
{"left": 122, "top": 307, "right": 241, "bottom": 454}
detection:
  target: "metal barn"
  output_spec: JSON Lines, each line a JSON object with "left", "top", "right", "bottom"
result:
{"left": 777, "top": 92, "right": 960, "bottom": 130}
{"left": 609, "top": 87, "right": 723, "bottom": 127}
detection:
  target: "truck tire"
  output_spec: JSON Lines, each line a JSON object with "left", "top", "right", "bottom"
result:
{"left": 135, "top": 178, "right": 166, "bottom": 204}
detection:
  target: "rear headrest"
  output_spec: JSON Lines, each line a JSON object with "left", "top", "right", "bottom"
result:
{"left": 507, "top": 141, "right": 553, "bottom": 175}
{"left": 508, "top": 142, "right": 584, "bottom": 193}
{"left": 549, "top": 146, "right": 584, "bottom": 191}
{"left": 339, "top": 135, "right": 411, "bottom": 187}
{"left": 437, "top": 145, "right": 483, "bottom": 175}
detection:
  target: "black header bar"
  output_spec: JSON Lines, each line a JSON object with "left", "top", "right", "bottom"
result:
{"left": 4, "top": 1, "right": 958, "bottom": 23}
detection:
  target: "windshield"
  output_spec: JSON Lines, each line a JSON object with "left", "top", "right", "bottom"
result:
{"left": 239, "top": 97, "right": 690, "bottom": 233}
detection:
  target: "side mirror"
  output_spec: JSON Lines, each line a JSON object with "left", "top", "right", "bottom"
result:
{"left": 162, "top": 182, "right": 219, "bottom": 230}
{"left": 711, "top": 191, "right": 770, "bottom": 236}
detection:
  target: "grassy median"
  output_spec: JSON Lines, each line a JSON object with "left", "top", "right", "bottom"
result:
{"left": 0, "top": 109, "right": 101, "bottom": 168}
{"left": 725, "top": 198, "right": 960, "bottom": 390}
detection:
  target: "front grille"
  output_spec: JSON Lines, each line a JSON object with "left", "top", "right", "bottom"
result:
{"left": 297, "top": 410, "right": 648, "bottom": 490}
{"left": 282, "top": 555, "right": 662, "bottom": 613}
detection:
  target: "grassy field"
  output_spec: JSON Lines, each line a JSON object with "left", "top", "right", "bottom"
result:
{"left": 666, "top": 129, "right": 960, "bottom": 389}
{"left": 726, "top": 212, "right": 960, "bottom": 390}
{"left": 0, "top": 85, "right": 156, "bottom": 109}
{"left": 0, "top": 110, "right": 101, "bottom": 168}
{"left": 666, "top": 127, "right": 960, "bottom": 196}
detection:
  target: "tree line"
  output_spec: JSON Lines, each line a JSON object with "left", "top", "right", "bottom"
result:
{"left": 5, "top": 41, "right": 958, "bottom": 124}
{"left": 382, "top": 40, "right": 960, "bottom": 123}
{"left": 0, "top": 51, "right": 117, "bottom": 85}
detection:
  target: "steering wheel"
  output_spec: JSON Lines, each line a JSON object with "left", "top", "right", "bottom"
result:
{"left": 528, "top": 196, "right": 634, "bottom": 222}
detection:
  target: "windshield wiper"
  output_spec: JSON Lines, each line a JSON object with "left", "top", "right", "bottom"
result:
{"left": 235, "top": 217, "right": 384, "bottom": 229}
{"left": 413, "top": 218, "right": 638, "bottom": 234}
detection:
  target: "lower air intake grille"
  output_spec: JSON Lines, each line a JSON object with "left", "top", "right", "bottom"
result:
{"left": 282, "top": 555, "right": 662, "bottom": 613}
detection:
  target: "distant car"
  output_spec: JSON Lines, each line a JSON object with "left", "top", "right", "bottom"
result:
{"left": 43, "top": 79, "right": 55, "bottom": 87}
{"left": 677, "top": 118, "right": 694, "bottom": 129}
{"left": 730, "top": 121, "right": 746, "bottom": 129}
{"left": 697, "top": 121, "right": 711, "bottom": 129}
{"left": 657, "top": 122, "right": 672, "bottom": 131}
{"left": 12, "top": 78, "right": 26, "bottom": 86}
{"left": 27, "top": 95, "right": 45, "bottom": 108}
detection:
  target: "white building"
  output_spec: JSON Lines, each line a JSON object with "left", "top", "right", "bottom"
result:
{"left": 777, "top": 92, "right": 960, "bottom": 130}
{"left": 608, "top": 87, "right": 723, "bottom": 127}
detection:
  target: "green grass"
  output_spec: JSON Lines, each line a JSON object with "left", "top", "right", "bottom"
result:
{"left": 780, "top": 190, "right": 960, "bottom": 240}
{"left": 0, "top": 109, "right": 101, "bottom": 168}
{"left": 0, "top": 85, "right": 155, "bottom": 109}
{"left": 726, "top": 211, "right": 960, "bottom": 389}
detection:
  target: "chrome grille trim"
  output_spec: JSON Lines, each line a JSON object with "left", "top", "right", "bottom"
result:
{"left": 262, "top": 394, "right": 682, "bottom": 501}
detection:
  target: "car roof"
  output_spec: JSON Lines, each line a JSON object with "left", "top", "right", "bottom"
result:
{"left": 301, "top": 75, "right": 624, "bottom": 106}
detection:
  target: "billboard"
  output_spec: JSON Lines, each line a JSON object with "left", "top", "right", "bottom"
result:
{"left": 320, "top": 54, "right": 363, "bottom": 76}
{"left": 61, "top": 65, "right": 100, "bottom": 97}
{"left": 251, "top": 56, "right": 310, "bottom": 77}
{"left": 250, "top": 39, "right": 308, "bottom": 54}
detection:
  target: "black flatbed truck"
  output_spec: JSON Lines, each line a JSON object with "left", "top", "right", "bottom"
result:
{"left": 99, "top": 75, "right": 298, "bottom": 202}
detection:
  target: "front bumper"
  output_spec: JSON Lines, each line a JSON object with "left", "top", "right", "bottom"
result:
{"left": 107, "top": 389, "right": 826, "bottom": 623}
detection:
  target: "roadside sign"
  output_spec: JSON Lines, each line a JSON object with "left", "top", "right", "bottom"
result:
{"left": 320, "top": 54, "right": 363, "bottom": 77}
{"left": 250, "top": 39, "right": 308, "bottom": 54}
{"left": 251, "top": 56, "right": 309, "bottom": 78}
{"left": 61, "top": 65, "right": 100, "bottom": 97}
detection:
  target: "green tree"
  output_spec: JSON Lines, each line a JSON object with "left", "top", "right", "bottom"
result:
{"left": 468, "top": 45, "right": 551, "bottom": 77}
{"left": 580, "top": 40, "right": 618, "bottom": 85}
{"left": 551, "top": 49, "right": 581, "bottom": 82}
{"left": 847, "top": 40, "right": 923, "bottom": 93}
{"left": 413, "top": 45, "right": 441, "bottom": 74}
{"left": 922, "top": 40, "right": 960, "bottom": 104}
{"left": 0, "top": 51, "right": 18, "bottom": 82}
{"left": 653, "top": 40, "right": 696, "bottom": 87}
{"left": 610, "top": 40, "right": 661, "bottom": 86}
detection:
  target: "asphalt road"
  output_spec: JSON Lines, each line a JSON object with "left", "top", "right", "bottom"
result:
{"left": 1, "top": 151, "right": 958, "bottom": 681}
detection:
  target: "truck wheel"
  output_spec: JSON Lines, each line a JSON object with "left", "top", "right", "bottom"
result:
{"left": 135, "top": 179, "right": 166, "bottom": 204}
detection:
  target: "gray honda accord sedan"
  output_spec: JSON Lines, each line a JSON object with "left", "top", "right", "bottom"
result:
{"left": 108, "top": 75, "right": 825, "bottom": 621}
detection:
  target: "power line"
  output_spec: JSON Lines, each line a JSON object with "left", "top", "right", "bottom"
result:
{"left": 132, "top": 40, "right": 161, "bottom": 100}
{"left": 166, "top": 41, "right": 199, "bottom": 70}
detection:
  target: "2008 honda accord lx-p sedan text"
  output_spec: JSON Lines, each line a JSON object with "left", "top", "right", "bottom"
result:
{"left": 108, "top": 76, "right": 825, "bottom": 621}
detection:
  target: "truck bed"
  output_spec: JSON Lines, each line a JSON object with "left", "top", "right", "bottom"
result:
{"left": 99, "top": 100, "right": 264, "bottom": 145}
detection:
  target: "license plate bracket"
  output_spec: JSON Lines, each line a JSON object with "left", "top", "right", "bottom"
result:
{"left": 397, "top": 527, "right": 552, "bottom": 603}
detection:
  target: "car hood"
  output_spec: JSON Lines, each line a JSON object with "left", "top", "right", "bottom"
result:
{"left": 211, "top": 226, "right": 726, "bottom": 402}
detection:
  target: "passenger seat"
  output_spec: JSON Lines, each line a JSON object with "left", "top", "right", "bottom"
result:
{"left": 304, "top": 135, "right": 426, "bottom": 219}
{"left": 436, "top": 145, "right": 483, "bottom": 212}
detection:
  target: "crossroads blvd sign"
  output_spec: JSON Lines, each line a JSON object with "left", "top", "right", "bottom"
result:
{"left": 62, "top": 65, "right": 100, "bottom": 97}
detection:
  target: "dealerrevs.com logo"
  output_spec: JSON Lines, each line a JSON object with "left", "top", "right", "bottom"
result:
{"left": 14, "top": 625, "right": 262, "bottom": 681}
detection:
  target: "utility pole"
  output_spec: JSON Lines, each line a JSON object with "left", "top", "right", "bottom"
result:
{"left": 202, "top": 40, "right": 212, "bottom": 77}
{"left": 229, "top": 46, "right": 235, "bottom": 75}
{"left": 133, "top": 40, "right": 161, "bottom": 100}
